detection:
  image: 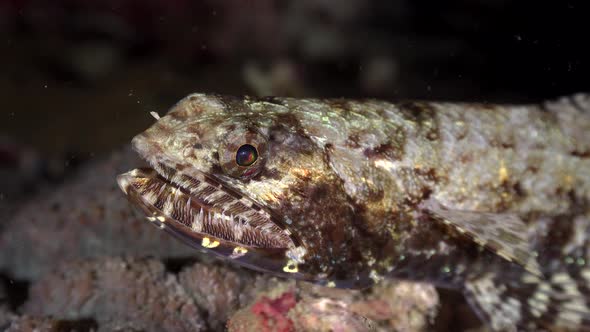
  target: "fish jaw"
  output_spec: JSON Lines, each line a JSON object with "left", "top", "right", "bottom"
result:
{"left": 116, "top": 165, "right": 316, "bottom": 280}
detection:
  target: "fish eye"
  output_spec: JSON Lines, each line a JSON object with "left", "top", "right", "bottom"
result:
{"left": 219, "top": 126, "right": 268, "bottom": 179}
{"left": 236, "top": 144, "right": 258, "bottom": 166}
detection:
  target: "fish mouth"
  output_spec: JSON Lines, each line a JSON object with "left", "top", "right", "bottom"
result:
{"left": 117, "top": 162, "right": 297, "bottom": 252}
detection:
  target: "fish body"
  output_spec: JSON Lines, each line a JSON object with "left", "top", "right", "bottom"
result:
{"left": 118, "top": 93, "right": 590, "bottom": 331}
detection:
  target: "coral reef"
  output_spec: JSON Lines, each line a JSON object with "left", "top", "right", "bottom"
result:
{"left": 228, "top": 281, "right": 439, "bottom": 332}
{"left": 24, "top": 257, "right": 205, "bottom": 331}
{"left": 1, "top": 249, "right": 439, "bottom": 331}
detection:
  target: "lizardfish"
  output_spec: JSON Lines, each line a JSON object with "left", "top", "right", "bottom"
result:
{"left": 118, "top": 93, "right": 590, "bottom": 331}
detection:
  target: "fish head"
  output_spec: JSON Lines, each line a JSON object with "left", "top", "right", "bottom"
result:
{"left": 117, "top": 94, "right": 373, "bottom": 288}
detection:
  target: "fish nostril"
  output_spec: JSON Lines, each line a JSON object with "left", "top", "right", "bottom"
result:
{"left": 131, "top": 133, "right": 162, "bottom": 159}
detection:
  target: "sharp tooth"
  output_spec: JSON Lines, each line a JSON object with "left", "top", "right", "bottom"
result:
{"left": 186, "top": 197, "right": 192, "bottom": 211}
{"left": 157, "top": 184, "right": 167, "bottom": 197}
{"left": 233, "top": 222, "right": 244, "bottom": 239}
{"left": 191, "top": 211, "right": 203, "bottom": 232}
{"left": 143, "top": 191, "right": 157, "bottom": 204}
{"left": 163, "top": 195, "right": 174, "bottom": 216}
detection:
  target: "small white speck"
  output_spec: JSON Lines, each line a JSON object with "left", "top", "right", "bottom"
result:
{"left": 369, "top": 270, "right": 383, "bottom": 283}
{"left": 231, "top": 246, "right": 248, "bottom": 258}
{"left": 551, "top": 272, "right": 571, "bottom": 284}
{"left": 533, "top": 291, "right": 549, "bottom": 302}
{"left": 522, "top": 274, "right": 540, "bottom": 284}
{"left": 150, "top": 111, "right": 161, "bottom": 120}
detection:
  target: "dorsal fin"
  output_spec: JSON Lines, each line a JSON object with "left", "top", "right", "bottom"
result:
{"left": 420, "top": 199, "right": 542, "bottom": 277}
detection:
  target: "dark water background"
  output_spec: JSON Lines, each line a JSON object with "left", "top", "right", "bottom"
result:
{"left": 0, "top": 1, "right": 588, "bottom": 331}
{"left": 1, "top": 1, "right": 589, "bottom": 156}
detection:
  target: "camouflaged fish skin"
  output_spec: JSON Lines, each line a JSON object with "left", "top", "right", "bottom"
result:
{"left": 118, "top": 93, "right": 590, "bottom": 331}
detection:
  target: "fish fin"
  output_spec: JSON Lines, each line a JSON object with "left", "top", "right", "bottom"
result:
{"left": 464, "top": 270, "right": 590, "bottom": 331}
{"left": 421, "top": 199, "right": 541, "bottom": 276}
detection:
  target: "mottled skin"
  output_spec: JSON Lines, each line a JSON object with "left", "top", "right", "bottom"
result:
{"left": 118, "top": 93, "right": 590, "bottom": 331}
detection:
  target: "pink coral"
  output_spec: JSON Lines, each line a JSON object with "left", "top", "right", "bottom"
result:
{"left": 250, "top": 292, "right": 297, "bottom": 332}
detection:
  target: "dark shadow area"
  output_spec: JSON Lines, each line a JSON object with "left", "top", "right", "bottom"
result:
{"left": 433, "top": 288, "right": 483, "bottom": 331}
{"left": 53, "top": 318, "right": 99, "bottom": 332}
{"left": 0, "top": 273, "right": 29, "bottom": 311}
{"left": 162, "top": 256, "right": 199, "bottom": 275}
{"left": 1, "top": 1, "right": 588, "bottom": 156}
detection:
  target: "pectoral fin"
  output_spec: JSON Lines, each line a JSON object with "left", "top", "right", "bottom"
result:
{"left": 420, "top": 199, "right": 542, "bottom": 277}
